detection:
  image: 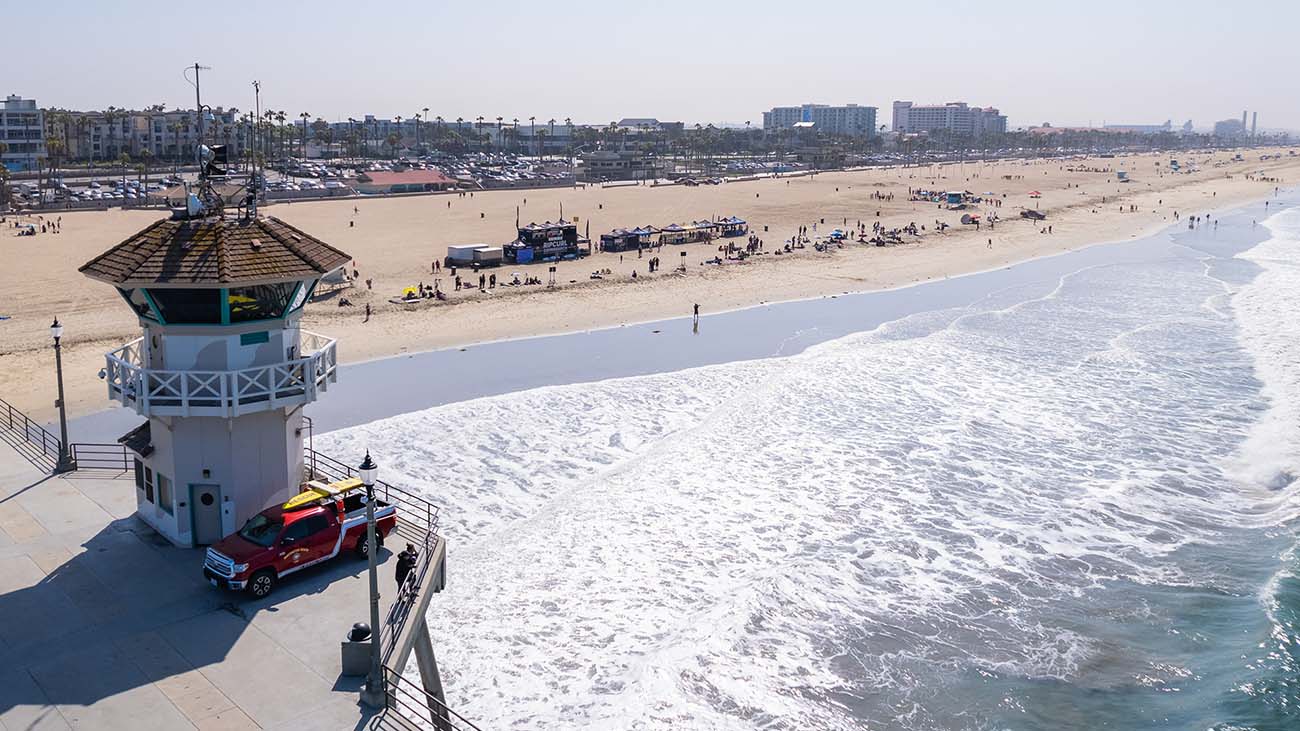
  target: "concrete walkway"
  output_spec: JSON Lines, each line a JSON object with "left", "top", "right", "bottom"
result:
{"left": 0, "top": 446, "right": 399, "bottom": 730}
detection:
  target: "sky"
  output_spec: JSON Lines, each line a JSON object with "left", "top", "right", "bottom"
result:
{"left": 7, "top": 0, "right": 1298, "bottom": 131}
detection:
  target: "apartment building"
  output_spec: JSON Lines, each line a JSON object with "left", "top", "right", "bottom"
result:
{"left": 46, "top": 108, "right": 246, "bottom": 164}
{"left": 1, "top": 95, "right": 46, "bottom": 171}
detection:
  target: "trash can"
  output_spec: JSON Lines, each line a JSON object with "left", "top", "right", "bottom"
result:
{"left": 341, "top": 622, "right": 372, "bottom": 676}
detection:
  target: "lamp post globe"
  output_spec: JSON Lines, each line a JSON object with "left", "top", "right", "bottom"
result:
{"left": 50, "top": 318, "right": 75, "bottom": 473}
{"left": 359, "top": 452, "right": 378, "bottom": 488}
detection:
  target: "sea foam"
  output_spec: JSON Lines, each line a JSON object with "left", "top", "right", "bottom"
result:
{"left": 318, "top": 206, "right": 1300, "bottom": 729}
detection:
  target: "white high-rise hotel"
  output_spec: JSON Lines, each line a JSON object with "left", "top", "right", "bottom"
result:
{"left": 763, "top": 104, "right": 878, "bottom": 138}
{"left": 892, "top": 101, "right": 1007, "bottom": 136}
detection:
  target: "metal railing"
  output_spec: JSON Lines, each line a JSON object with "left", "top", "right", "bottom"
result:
{"left": 383, "top": 664, "right": 482, "bottom": 731}
{"left": 103, "top": 332, "right": 337, "bottom": 418}
{"left": 302, "top": 447, "right": 442, "bottom": 665}
{"left": 0, "top": 395, "right": 61, "bottom": 472}
{"left": 69, "top": 442, "right": 133, "bottom": 472}
{"left": 302, "top": 446, "right": 465, "bottom": 729}
{"left": 303, "top": 448, "right": 438, "bottom": 537}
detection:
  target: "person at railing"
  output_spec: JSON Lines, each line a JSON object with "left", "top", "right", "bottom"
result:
{"left": 395, "top": 543, "right": 418, "bottom": 594}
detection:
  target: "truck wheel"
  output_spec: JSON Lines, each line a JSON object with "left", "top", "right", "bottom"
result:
{"left": 247, "top": 570, "right": 276, "bottom": 598}
{"left": 355, "top": 533, "right": 383, "bottom": 559}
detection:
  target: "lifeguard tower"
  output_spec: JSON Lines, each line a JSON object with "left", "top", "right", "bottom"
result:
{"left": 80, "top": 212, "right": 351, "bottom": 546}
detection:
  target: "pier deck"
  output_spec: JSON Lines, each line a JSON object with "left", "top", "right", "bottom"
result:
{"left": 0, "top": 444, "right": 414, "bottom": 730}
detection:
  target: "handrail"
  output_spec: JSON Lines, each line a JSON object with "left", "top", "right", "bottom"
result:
{"left": 69, "top": 442, "right": 132, "bottom": 472}
{"left": 383, "top": 664, "right": 482, "bottom": 731}
{"left": 303, "top": 448, "right": 438, "bottom": 536}
{"left": 302, "top": 447, "right": 443, "bottom": 666}
{"left": 0, "top": 395, "right": 61, "bottom": 472}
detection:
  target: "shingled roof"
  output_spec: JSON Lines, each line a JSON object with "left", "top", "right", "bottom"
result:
{"left": 117, "top": 421, "right": 154, "bottom": 458}
{"left": 79, "top": 216, "right": 352, "bottom": 286}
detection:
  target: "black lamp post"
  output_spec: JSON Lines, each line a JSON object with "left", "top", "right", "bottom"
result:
{"left": 51, "top": 318, "right": 75, "bottom": 473}
{"left": 359, "top": 451, "right": 384, "bottom": 707}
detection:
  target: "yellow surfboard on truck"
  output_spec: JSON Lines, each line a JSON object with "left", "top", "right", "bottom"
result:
{"left": 283, "top": 477, "right": 364, "bottom": 510}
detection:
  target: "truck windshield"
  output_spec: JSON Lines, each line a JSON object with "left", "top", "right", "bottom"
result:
{"left": 238, "top": 514, "right": 283, "bottom": 548}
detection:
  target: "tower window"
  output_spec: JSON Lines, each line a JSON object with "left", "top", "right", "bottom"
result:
{"left": 227, "top": 282, "right": 297, "bottom": 322}
{"left": 118, "top": 288, "right": 160, "bottom": 323}
{"left": 148, "top": 288, "right": 221, "bottom": 324}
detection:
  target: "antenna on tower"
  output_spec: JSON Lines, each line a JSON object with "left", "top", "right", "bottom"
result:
{"left": 173, "top": 62, "right": 226, "bottom": 220}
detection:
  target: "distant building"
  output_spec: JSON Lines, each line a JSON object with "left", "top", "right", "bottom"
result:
{"left": 578, "top": 149, "right": 656, "bottom": 181}
{"left": 762, "top": 104, "right": 878, "bottom": 138}
{"left": 354, "top": 169, "right": 456, "bottom": 194}
{"left": 513, "top": 122, "right": 579, "bottom": 153}
{"left": 891, "top": 101, "right": 1006, "bottom": 136}
{"left": 1, "top": 95, "right": 46, "bottom": 171}
{"left": 615, "top": 119, "right": 684, "bottom": 135}
{"left": 1103, "top": 120, "right": 1174, "bottom": 135}
{"left": 1214, "top": 118, "right": 1246, "bottom": 139}
{"left": 618, "top": 118, "right": 660, "bottom": 129}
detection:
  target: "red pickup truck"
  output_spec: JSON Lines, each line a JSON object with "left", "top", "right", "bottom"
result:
{"left": 204, "top": 478, "right": 398, "bottom": 598}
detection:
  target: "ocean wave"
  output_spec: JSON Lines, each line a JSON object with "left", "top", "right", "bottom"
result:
{"left": 318, "top": 204, "right": 1300, "bottom": 729}
{"left": 1228, "top": 207, "right": 1300, "bottom": 512}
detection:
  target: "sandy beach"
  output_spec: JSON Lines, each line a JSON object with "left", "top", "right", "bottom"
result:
{"left": 2, "top": 150, "right": 1296, "bottom": 422}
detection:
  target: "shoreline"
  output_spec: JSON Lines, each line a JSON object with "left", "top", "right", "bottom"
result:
{"left": 65, "top": 190, "right": 1294, "bottom": 443}
{"left": 3, "top": 151, "right": 1296, "bottom": 426}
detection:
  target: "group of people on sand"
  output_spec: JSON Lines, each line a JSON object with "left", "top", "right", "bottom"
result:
{"left": 409, "top": 282, "right": 447, "bottom": 301}
{"left": 4, "top": 214, "right": 62, "bottom": 236}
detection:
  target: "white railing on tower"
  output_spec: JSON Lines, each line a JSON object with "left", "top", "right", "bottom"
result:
{"left": 103, "top": 331, "right": 338, "bottom": 418}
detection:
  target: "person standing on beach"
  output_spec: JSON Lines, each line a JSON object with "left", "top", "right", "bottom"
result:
{"left": 364, "top": 303, "right": 371, "bottom": 322}
{"left": 693, "top": 303, "right": 700, "bottom": 324}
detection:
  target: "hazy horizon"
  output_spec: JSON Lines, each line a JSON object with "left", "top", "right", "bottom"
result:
{"left": 7, "top": 0, "right": 1298, "bottom": 131}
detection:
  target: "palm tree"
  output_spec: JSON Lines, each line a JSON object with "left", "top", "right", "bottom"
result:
{"left": 422, "top": 107, "right": 429, "bottom": 149}
{"left": 73, "top": 116, "right": 88, "bottom": 167}
{"left": 475, "top": 117, "right": 484, "bottom": 150}
{"left": 103, "top": 106, "right": 123, "bottom": 166}
{"left": 139, "top": 149, "right": 153, "bottom": 197}
{"left": 299, "top": 112, "right": 310, "bottom": 158}
{"left": 0, "top": 149, "right": 10, "bottom": 208}
{"left": 528, "top": 116, "right": 536, "bottom": 156}
{"left": 275, "top": 111, "right": 287, "bottom": 161}
{"left": 45, "top": 136, "right": 65, "bottom": 183}
{"left": 535, "top": 129, "right": 548, "bottom": 160}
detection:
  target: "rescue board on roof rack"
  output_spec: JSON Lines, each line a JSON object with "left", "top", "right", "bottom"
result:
{"left": 283, "top": 477, "right": 365, "bottom": 510}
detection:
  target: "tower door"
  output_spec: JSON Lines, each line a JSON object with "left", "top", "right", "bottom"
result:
{"left": 190, "top": 484, "right": 224, "bottom": 545}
